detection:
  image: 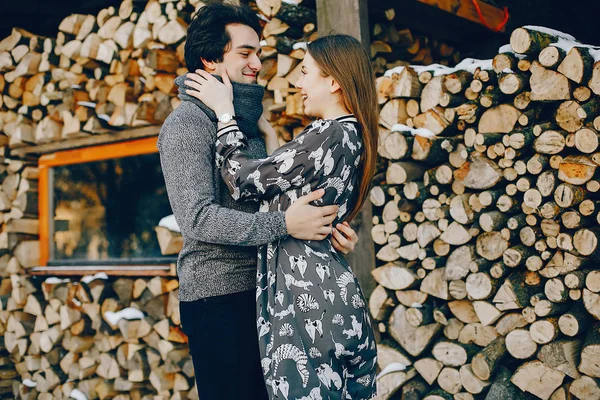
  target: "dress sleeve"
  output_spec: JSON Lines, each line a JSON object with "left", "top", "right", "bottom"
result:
{"left": 215, "top": 120, "right": 350, "bottom": 201}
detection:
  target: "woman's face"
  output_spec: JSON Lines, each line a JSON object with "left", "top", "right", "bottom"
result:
{"left": 296, "top": 53, "right": 336, "bottom": 118}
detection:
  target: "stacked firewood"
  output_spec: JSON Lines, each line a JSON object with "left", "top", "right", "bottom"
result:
{"left": 370, "top": 26, "right": 600, "bottom": 400}
{"left": 0, "top": 159, "right": 39, "bottom": 399}
{"left": 1, "top": 273, "right": 194, "bottom": 399}
{"left": 0, "top": 159, "right": 40, "bottom": 277}
{"left": 0, "top": 0, "right": 317, "bottom": 147}
{"left": 248, "top": 0, "right": 318, "bottom": 142}
{"left": 370, "top": 8, "right": 463, "bottom": 76}
{"left": 0, "top": 0, "right": 198, "bottom": 146}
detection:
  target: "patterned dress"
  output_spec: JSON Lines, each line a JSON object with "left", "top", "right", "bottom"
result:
{"left": 215, "top": 115, "right": 377, "bottom": 400}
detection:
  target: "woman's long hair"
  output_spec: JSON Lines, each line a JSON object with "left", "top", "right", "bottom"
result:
{"left": 307, "top": 34, "right": 378, "bottom": 221}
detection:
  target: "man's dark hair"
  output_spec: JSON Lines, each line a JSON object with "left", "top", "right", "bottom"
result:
{"left": 184, "top": 3, "right": 262, "bottom": 72}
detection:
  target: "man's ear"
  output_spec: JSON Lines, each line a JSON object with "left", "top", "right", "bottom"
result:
{"left": 329, "top": 78, "right": 341, "bottom": 94}
{"left": 201, "top": 58, "right": 216, "bottom": 71}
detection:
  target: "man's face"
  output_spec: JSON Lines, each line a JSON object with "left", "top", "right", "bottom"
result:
{"left": 211, "top": 24, "right": 262, "bottom": 84}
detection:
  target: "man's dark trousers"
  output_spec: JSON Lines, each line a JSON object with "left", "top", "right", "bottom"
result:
{"left": 180, "top": 289, "right": 269, "bottom": 399}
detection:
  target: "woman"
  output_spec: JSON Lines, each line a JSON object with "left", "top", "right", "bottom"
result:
{"left": 185, "top": 34, "right": 378, "bottom": 400}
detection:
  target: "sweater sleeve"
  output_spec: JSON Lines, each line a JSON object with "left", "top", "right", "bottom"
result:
{"left": 157, "top": 106, "right": 288, "bottom": 246}
{"left": 216, "top": 119, "right": 348, "bottom": 201}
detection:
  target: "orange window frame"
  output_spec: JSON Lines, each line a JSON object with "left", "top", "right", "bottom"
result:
{"left": 38, "top": 137, "right": 160, "bottom": 267}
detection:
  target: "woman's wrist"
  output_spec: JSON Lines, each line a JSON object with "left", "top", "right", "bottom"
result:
{"left": 214, "top": 103, "right": 235, "bottom": 118}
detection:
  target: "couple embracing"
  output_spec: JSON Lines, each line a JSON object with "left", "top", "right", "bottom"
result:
{"left": 159, "top": 3, "right": 378, "bottom": 399}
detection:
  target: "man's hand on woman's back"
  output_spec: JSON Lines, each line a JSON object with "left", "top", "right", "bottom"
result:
{"left": 286, "top": 189, "right": 338, "bottom": 241}
{"left": 285, "top": 190, "right": 360, "bottom": 254}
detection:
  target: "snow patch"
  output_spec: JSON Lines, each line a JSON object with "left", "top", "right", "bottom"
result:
{"left": 591, "top": 49, "right": 600, "bottom": 62}
{"left": 72, "top": 298, "right": 81, "bottom": 306}
{"left": 392, "top": 124, "right": 436, "bottom": 138}
{"left": 81, "top": 272, "right": 108, "bottom": 284}
{"left": 522, "top": 25, "right": 576, "bottom": 42}
{"left": 502, "top": 68, "right": 514, "bottom": 74}
{"left": 498, "top": 44, "right": 513, "bottom": 54}
{"left": 382, "top": 27, "right": 600, "bottom": 92}
{"left": 77, "top": 101, "right": 96, "bottom": 108}
{"left": 384, "top": 59, "right": 493, "bottom": 78}
{"left": 147, "top": 43, "right": 165, "bottom": 50}
{"left": 69, "top": 389, "right": 88, "bottom": 400}
{"left": 550, "top": 38, "right": 600, "bottom": 54}
{"left": 451, "top": 58, "right": 493, "bottom": 75}
{"left": 158, "top": 215, "right": 180, "bottom": 233}
{"left": 257, "top": 13, "right": 271, "bottom": 24}
{"left": 104, "top": 308, "right": 145, "bottom": 326}
{"left": 44, "top": 277, "right": 70, "bottom": 284}
{"left": 497, "top": 44, "right": 527, "bottom": 59}
{"left": 293, "top": 42, "right": 308, "bottom": 51}
{"left": 22, "top": 379, "right": 37, "bottom": 388}
{"left": 411, "top": 302, "right": 423, "bottom": 308}
{"left": 384, "top": 64, "right": 448, "bottom": 77}
{"left": 377, "top": 362, "right": 407, "bottom": 380}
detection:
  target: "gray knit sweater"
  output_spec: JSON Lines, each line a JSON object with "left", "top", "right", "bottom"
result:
{"left": 158, "top": 76, "right": 288, "bottom": 301}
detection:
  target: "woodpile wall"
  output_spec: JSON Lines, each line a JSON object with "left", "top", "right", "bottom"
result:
{"left": 0, "top": 0, "right": 313, "bottom": 147}
{"left": 0, "top": 0, "right": 463, "bottom": 147}
{"left": 371, "top": 26, "right": 600, "bottom": 400}
{"left": 1, "top": 274, "right": 192, "bottom": 400}
{"left": 4, "top": 1, "right": 580, "bottom": 400}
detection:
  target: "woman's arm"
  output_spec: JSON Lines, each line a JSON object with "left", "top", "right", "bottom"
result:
{"left": 182, "top": 70, "right": 348, "bottom": 202}
{"left": 258, "top": 116, "right": 280, "bottom": 155}
{"left": 216, "top": 119, "right": 345, "bottom": 201}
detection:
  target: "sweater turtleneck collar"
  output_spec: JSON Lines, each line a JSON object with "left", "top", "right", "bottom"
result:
{"left": 175, "top": 74, "right": 264, "bottom": 138}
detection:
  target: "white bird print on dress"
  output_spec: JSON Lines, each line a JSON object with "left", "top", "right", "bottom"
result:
{"left": 308, "top": 145, "right": 324, "bottom": 176}
{"left": 342, "top": 130, "right": 358, "bottom": 154}
{"left": 322, "top": 146, "right": 337, "bottom": 176}
{"left": 224, "top": 130, "right": 243, "bottom": 146}
{"left": 304, "top": 244, "right": 329, "bottom": 260}
{"left": 247, "top": 169, "right": 265, "bottom": 193}
{"left": 308, "top": 119, "right": 332, "bottom": 134}
{"left": 308, "top": 142, "right": 337, "bottom": 176}
{"left": 257, "top": 315, "right": 271, "bottom": 339}
{"left": 266, "top": 176, "right": 292, "bottom": 192}
{"left": 273, "top": 149, "right": 298, "bottom": 174}
{"left": 340, "top": 164, "right": 351, "bottom": 182}
{"left": 275, "top": 290, "right": 285, "bottom": 306}
{"left": 227, "top": 159, "right": 241, "bottom": 176}
{"left": 318, "top": 176, "right": 346, "bottom": 201}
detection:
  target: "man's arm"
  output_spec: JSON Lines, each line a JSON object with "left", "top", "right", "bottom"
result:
{"left": 158, "top": 109, "right": 288, "bottom": 246}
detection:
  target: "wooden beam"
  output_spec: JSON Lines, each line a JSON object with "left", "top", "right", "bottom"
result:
{"left": 316, "top": 0, "right": 376, "bottom": 299}
{"left": 368, "top": 0, "right": 507, "bottom": 46}
{"left": 38, "top": 136, "right": 159, "bottom": 168}
{"left": 316, "top": 0, "right": 370, "bottom": 45}
{"left": 10, "top": 125, "right": 160, "bottom": 157}
{"left": 417, "top": 0, "right": 507, "bottom": 32}
{"left": 29, "top": 265, "right": 176, "bottom": 277}
{"left": 347, "top": 205, "right": 377, "bottom": 300}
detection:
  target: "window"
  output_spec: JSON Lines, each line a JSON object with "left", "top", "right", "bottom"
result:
{"left": 37, "top": 137, "right": 177, "bottom": 274}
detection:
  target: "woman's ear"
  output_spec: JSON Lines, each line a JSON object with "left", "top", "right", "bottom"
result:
{"left": 329, "top": 77, "right": 341, "bottom": 94}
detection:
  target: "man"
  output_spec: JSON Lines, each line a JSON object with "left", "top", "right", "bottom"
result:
{"left": 157, "top": 3, "right": 359, "bottom": 399}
